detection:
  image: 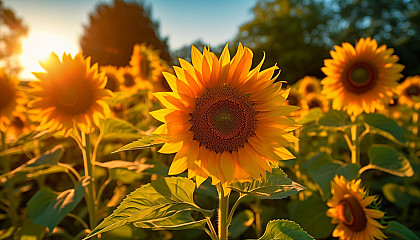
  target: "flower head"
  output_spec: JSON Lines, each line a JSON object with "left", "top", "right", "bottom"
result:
{"left": 100, "top": 65, "right": 121, "bottom": 92}
{"left": 397, "top": 76, "right": 420, "bottom": 109}
{"left": 302, "top": 93, "right": 329, "bottom": 113}
{"left": 151, "top": 43, "right": 300, "bottom": 190}
{"left": 29, "top": 52, "right": 112, "bottom": 136}
{"left": 0, "top": 68, "right": 25, "bottom": 132}
{"left": 297, "top": 76, "right": 321, "bottom": 95}
{"left": 327, "top": 175, "right": 386, "bottom": 240}
{"left": 321, "top": 37, "right": 404, "bottom": 116}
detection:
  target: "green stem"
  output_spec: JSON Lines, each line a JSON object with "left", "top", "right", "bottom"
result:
{"left": 253, "top": 198, "right": 262, "bottom": 237}
{"left": 350, "top": 123, "right": 359, "bottom": 165}
{"left": 217, "top": 183, "right": 229, "bottom": 240}
{"left": 81, "top": 133, "right": 97, "bottom": 230}
{"left": 227, "top": 194, "right": 245, "bottom": 226}
{"left": 67, "top": 212, "right": 90, "bottom": 230}
{"left": 205, "top": 217, "right": 218, "bottom": 240}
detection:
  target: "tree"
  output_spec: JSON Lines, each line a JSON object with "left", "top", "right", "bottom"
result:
{"left": 0, "top": 0, "right": 28, "bottom": 75}
{"left": 80, "top": 0, "right": 170, "bottom": 67}
{"left": 235, "top": 0, "right": 331, "bottom": 84}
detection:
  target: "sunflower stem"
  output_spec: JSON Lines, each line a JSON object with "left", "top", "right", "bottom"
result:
{"left": 350, "top": 121, "right": 360, "bottom": 165}
{"left": 217, "top": 183, "right": 229, "bottom": 240}
{"left": 81, "top": 133, "right": 97, "bottom": 231}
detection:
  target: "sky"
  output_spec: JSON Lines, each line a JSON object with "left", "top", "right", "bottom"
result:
{"left": 3, "top": 0, "right": 258, "bottom": 80}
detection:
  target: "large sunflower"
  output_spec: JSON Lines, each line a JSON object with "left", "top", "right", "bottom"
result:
{"left": 327, "top": 175, "right": 386, "bottom": 240}
{"left": 29, "top": 52, "right": 112, "bottom": 135}
{"left": 151, "top": 43, "right": 300, "bottom": 189}
{"left": 0, "top": 68, "right": 25, "bottom": 132}
{"left": 397, "top": 76, "right": 420, "bottom": 109}
{"left": 297, "top": 76, "right": 321, "bottom": 95}
{"left": 321, "top": 37, "right": 404, "bottom": 116}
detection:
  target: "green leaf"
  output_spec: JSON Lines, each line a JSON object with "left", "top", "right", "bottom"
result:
{"left": 18, "top": 219, "right": 46, "bottom": 240}
{"left": 364, "top": 113, "right": 408, "bottom": 144}
{"left": 366, "top": 145, "right": 414, "bottom": 177}
{"left": 303, "top": 152, "right": 360, "bottom": 200}
{"left": 230, "top": 167, "right": 304, "bottom": 199}
{"left": 318, "top": 110, "right": 352, "bottom": 129}
{"left": 257, "top": 220, "right": 313, "bottom": 240}
{"left": 297, "top": 108, "right": 323, "bottom": 125}
{"left": 384, "top": 221, "right": 420, "bottom": 240}
{"left": 27, "top": 179, "right": 86, "bottom": 234}
{"left": 382, "top": 183, "right": 420, "bottom": 209}
{"left": 0, "top": 145, "right": 63, "bottom": 180}
{"left": 84, "top": 177, "right": 214, "bottom": 239}
{"left": 100, "top": 117, "right": 143, "bottom": 139}
{"left": 230, "top": 209, "right": 255, "bottom": 238}
{"left": 112, "top": 134, "right": 165, "bottom": 153}
{"left": 290, "top": 195, "right": 334, "bottom": 239}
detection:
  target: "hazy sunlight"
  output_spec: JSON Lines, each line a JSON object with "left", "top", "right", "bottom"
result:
{"left": 19, "top": 32, "right": 78, "bottom": 80}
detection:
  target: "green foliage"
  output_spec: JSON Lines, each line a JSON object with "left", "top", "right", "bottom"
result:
{"left": 384, "top": 221, "right": 420, "bottom": 240}
{"left": 84, "top": 177, "right": 213, "bottom": 239}
{"left": 17, "top": 219, "right": 46, "bottom": 240}
{"left": 366, "top": 145, "right": 414, "bottom": 177}
{"left": 297, "top": 108, "right": 323, "bottom": 125}
{"left": 230, "top": 209, "right": 255, "bottom": 239}
{"left": 382, "top": 183, "right": 420, "bottom": 209}
{"left": 364, "top": 113, "right": 408, "bottom": 144}
{"left": 256, "top": 219, "right": 313, "bottom": 240}
{"left": 230, "top": 167, "right": 304, "bottom": 199}
{"left": 318, "top": 110, "right": 353, "bottom": 129}
{"left": 27, "top": 179, "right": 86, "bottom": 234}
{"left": 303, "top": 152, "right": 359, "bottom": 200}
{"left": 100, "top": 117, "right": 143, "bottom": 140}
{"left": 290, "top": 195, "right": 334, "bottom": 239}
{"left": 113, "top": 134, "right": 164, "bottom": 153}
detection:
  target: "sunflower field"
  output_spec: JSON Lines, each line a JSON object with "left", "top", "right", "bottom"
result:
{"left": 1, "top": 0, "right": 420, "bottom": 240}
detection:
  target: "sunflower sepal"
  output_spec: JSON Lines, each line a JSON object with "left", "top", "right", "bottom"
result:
{"left": 254, "top": 219, "right": 314, "bottom": 240}
{"left": 112, "top": 134, "right": 167, "bottom": 153}
{"left": 230, "top": 167, "right": 304, "bottom": 200}
{"left": 83, "top": 177, "right": 214, "bottom": 239}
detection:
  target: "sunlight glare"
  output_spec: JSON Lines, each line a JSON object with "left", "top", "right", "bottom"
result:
{"left": 19, "top": 32, "right": 78, "bottom": 80}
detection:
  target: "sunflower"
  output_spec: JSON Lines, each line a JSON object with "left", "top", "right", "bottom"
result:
{"left": 150, "top": 43, "right": 300, "bottom": 190}
{"left": 297, "top": 76, "right": 321, "bottom": 95}
{"left": 100, "top": 65, "right": 121, "bottom": 92}
{"left": 327, "top": 175, "right": 386, "bottom": 240}
{"left": 129, "top": 43, "right": 172, "bottom": 92}
{"left": 6, "top": 112, "right": 33, "bottom": 142}
{"left": 397, "top": 76, "right": 420, "bottom": 109}
{"left": 285, "top": 89, "right": 304, "bottom": 117}
{"left": 118, "top": 66, "right": 152, "bottom": 94}
{"left": 321, "top": 37, "right": 404, "bottom": 117}
{"left": 302, "top": 93, "right": 329, "bottom": 113}
{"left": 0, "top": 68, "right": 25, "bottom": 133}
{"left": 29, "top": 52, "right": 112, "bottom": 136}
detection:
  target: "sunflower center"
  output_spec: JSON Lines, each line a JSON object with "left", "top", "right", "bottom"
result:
{"left": 337, "top": 195, "right": 367, "bottom": 232}
{"left": 123, "top": 73, "right": 135, "bottom": 87}
{"left": 190, "top": 85, "right": 256, "bottom": 153}
{"left": 406, "top": 85, "right": 420, "bottom": 97}
{"left": 345, "top": 62, "right": 377, "bottom": 94}
{"left": 57, "top": 86, "right": 80, "bottom": 107}
{"left": 305, "top": 84, "right": 315, "bottom": 93}
{"left": 287, "top": 94, "right": 300, "bottom": 107}
{"left": 307, "top": 99, "right": 321, "bottom": 109}
{"left": 139, "top": 57, "right": 149, "bottom": 79}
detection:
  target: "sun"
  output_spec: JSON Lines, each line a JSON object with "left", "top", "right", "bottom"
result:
{"left": 19, "top": 32, "right": 78, "bottom": 80}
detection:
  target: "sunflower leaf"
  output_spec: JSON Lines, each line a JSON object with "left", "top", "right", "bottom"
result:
{"left": 303, "top": 152, "right": 360, "bottom": 200}
{"left": 255, "top": 219, "right": 313, "bottom": 240}
{"left": 290, "top": 195, "right": 334, "bottom": 239}
{"left": 364, "top": 113, "right": 408, "bottom": 144}
{"left": 365, "top": 145, "right": 414, "bottom": 177}
{"left": 230, "top": 167, "right": 304, "bottom": 199}
{"left": 100, "top": 117, "right": 143, "bottom": 139}
{"left": 84, "top": 177, "right": 214, "bottom": 239}
{"left": 112, "top": 134, "right": 165, "bottom": 153}
{"left": 382, "top": 183, "right": 420, "bottom": 209}
{"left": 318, "top": 110, "right": 353, "bottom": 129}
{"left": 384, "top": 221, "right": 420, "bottom": 240}
{"left": 230, "top": 209, "right": 255, "bottom": 238}
{"left": 27, "top": 179, "right": 86, "bottom": 234}
{"left": 297, "top": 108, "right": 323, "bottom": 125}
